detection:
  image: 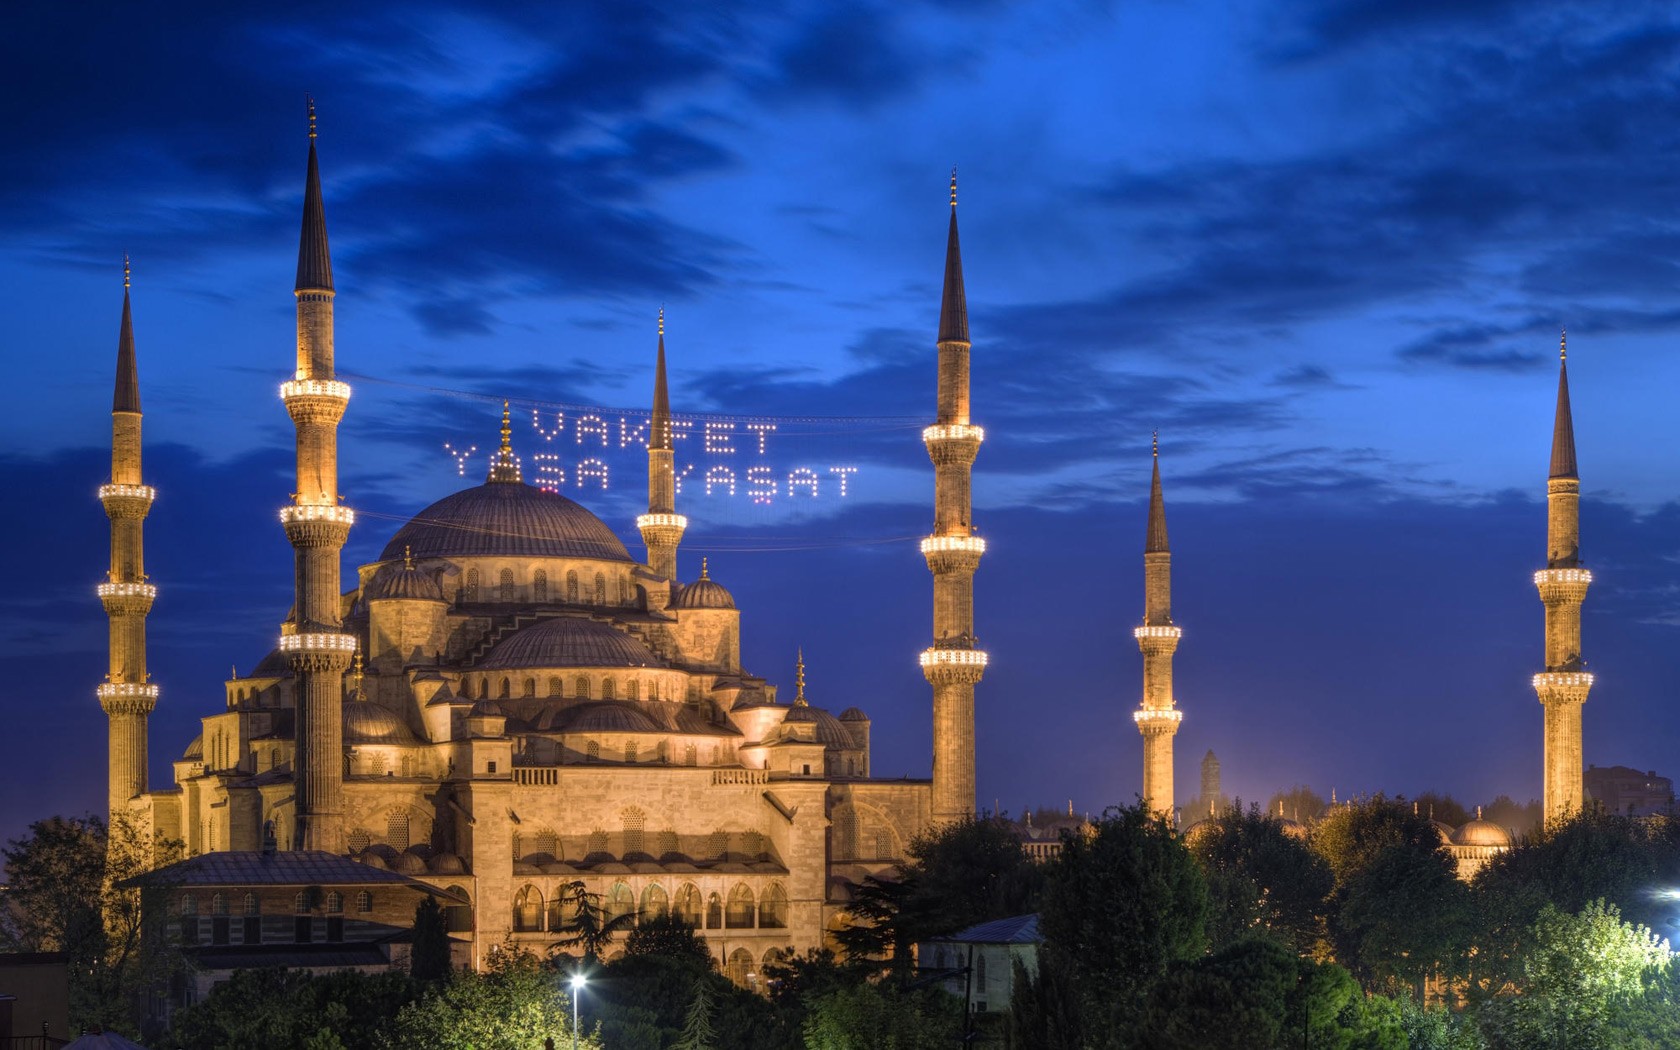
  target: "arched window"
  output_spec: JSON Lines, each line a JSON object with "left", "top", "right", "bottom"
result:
{"left": 499, "top": 677, "right": 511, "bottom": 699}
{"left": 587, "top": 829, "right": 610, "bottom": 855}
{"left": 533, "top": 570, "right": 548, "bottom": 602}
{"left": 180, "top": 894, "right": 198, "bottom": 917}
{"left": 623, "top": 740, "right": 636, "bottom": 764}
{"left": 534, "top": 829, "right": 558, "bottom": 857}
{"left": 657, "top": 829, "right": 679, "bottom": 856}
{"left": 593, "top": 572, "right": 606, "bottom": 604}
{"left": 674, "top": 883, "right": 702, "bottom": 926}
{"left": 618, "top": 577, "right": 629, "bottom": 604}
{"left": 626, "top": 679, "right": 640, "bottom": 700}
{"left": 293, "top": 891, "right": 310, "bottom": 914}
{"left": 242, "top": 893, "right": 259, "bottom": 916}
{"left": 464, "top": 568, "right": 479, "bottom": 602}
{"left": 387, "top": 811, "right": 410, "bottom": 850}
{"left": 833, "top": 808, "right": 858, "bottom": 862}
{"left": 607, "top": 882, "right": 635, "bottom": 922}
{"left": 401, "top": 754, "right": 415, "bottom": 777}
{"left": 586, "top": 741, "right": 600, "bottom": 762}
{"left": 549, "top": 676, "right": 562, "bottom": 696}
{"left": 445, "top": 885, "right": 473, "bottom": 933}
{"left": 513, "top": 886, "right": 544, "bottom": 932}
{"left": 622, "top": 807, "right": 646, "bottom": 854}
{"left": 356, "top": 891, "right": 372, "bottom": 914}
{"left": 684, "top": 744, "right": 697, "bottom": 767}
{"left": 601, "top": 679, "right": 615, "bottom": 701}
{"left": 326, "top": 891, "right": 343, "bottom": 914}
{"left": 728, "top": 947, "right": 755, "bottom": 988}
{"left": 759, "top": 883, "right": 788, "bottom": 929}
{"left": 641, "top": 883, "right": 669, "bottom": 920}
{"left": 977, "top": 952, "right": 988, "bottom": 982}
{"left": 874, "top": 829, "right": 893, "bottom": 860}
{"left": 499, "top": 568, "right": 516, "bottom": 602}
{"left": 705, "top": 892, "right": 723, "bottom": 929}
{"left": 649, "top": 679, "right": 660, "bottom": 701}
{"left": 478, "top": 678, "right": 490, "bottom": 700}
{"left": 511, "top": 833, "right": 523, "bottom": 859}
{"left": 741, "top": 831, "right": 763, "bottom": 856}
{"left": 523, "top": 677, "right": 536, "bottom": 697}
{"left": 725, "top": 884, "right": 755, "bottom": 929}
{"left": 710, "top": 746, "right": 720, "bottom": 765}
{"left": 575, "top": 675, "right": 591, "bottom": 699}
{"left": 211, "top": 893, "right": 227, "bottom": 915}
{"left": 566, "top": 571, "right": 579, "bottom": 602}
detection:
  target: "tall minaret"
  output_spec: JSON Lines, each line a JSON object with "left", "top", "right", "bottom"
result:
{"left": 98, "top": 256, "right": 159, "bottom": 820}
{"left": 1134, "top": 434, "right": 1183, "bottom": 819}
{"left": 1533, "top": 331, "right": 1591, "bottom": 824}
{"left": 280, "top": 100, "right": 356, "bottom": 852}
{"left": 920, "top": 170, "right": 987, "bottom": 825}
{"left": 638, "top": 308, "right": 686, "bottom": 579}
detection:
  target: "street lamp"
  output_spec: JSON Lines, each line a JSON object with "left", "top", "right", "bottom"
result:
{"left": 570, "top": 972, "right": 586, "bottom": 1050}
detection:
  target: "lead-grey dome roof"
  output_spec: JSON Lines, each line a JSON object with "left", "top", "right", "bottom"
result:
{"left": 478, "top": 617, "right": 662, "bottom": 670}
{"left": 343, "top": 701, "right": 419, "bottom": 745}
{"left": 379, "top": 481, "right": 631, "bottom": 563}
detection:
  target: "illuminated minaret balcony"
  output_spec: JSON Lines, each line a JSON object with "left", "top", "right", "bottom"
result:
{"left": 97, "top": 580, "right": 157, "bottom": 616}
{"left": 637, "top": 512, "right": 689, "bottom": 548}
{"left": 921, "top": 534, "right": 985, "bottom": 574}
{"left": 280, "top": 504, "right": 355, "bottom": 525}
{"left": 1133, "top": 707, "right": 1184, "bottom": 734}
{"left": 98, "top": 483, "right": 156, "bottom": 519}
{"left": 922, "top": 424, "right": 984, "bottom": 468}
{"left": 1534, "top": 567, "right": 1592, "bottom": 604}
{"left": 920, "top": 645, "right": 988, "bottom": 685}
{"left": 1533, "top": 670, "right": 1594, "bottom": 701}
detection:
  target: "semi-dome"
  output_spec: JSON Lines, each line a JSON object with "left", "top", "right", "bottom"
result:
{"left": 429, "top": 852, "right": 467, "bottom": 875}
{"left": 379, "top": 481, "right": 631, "bottom": 563}
{"left": 182, "top": 734, "right": 204, "bottom": 761}
{"left": 778, "top": 705, "right": 855, "bottom": 748}
{"left": 670, "top": 560, "right": 736, "bottom": 610}
{"left": 1453, "top": 818, "right": 1511, "bottom": 849}
{"left": 561, "top": 700, "right": 664, "bottom": 734}
{"left": 838, "top": 707, "right": 868, "bottom": 721}
{"left": 478, "top": 617, "right": 661, "bottom": 670}
{"left": 343, "top": 701, "right": 419, "bottom": 745}
{"left": 366, "top": 559, "right": 445, "bottom": 602}
{"left": 1431, "top": 820, "right": 1456, "bottom": 846}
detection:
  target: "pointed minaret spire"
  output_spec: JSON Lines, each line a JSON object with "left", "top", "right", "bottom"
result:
{"left": 1550, "top": 329, "right": 1577, "bottom": 481}
{"left": 487, "top": 400, "right": 522, "bottom": 482}
{"left": 638, "top": 309, "right": 687, "bottom": 578}
{"left": 114, "top": 256, "right": 140, "bottom": 413}
{"left": 295, "top": 97, "right": 334, "bottom": 294}
{"left": 1146, "top": 430, "right": 1169, "bottom": 554}
{"left": 937, "top": 167, "right": 968, "bottom": 346}
{"left": 794, "top": 648, "right": 808, "bottom": 706}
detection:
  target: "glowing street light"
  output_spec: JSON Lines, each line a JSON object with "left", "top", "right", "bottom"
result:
{"left": 570, "top": 972, "right": 586, "bottom": 1050}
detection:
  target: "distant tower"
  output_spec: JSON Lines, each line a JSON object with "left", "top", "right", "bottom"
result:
{"left": 638, "top": 308, "right": 686, "bottom": 579}
{"left": 1200, "top": 750, "right": 1221, "bottom": 803}
{"left": 920, "top": 170, "right": 987, "bottom": 824}
{"left": 1134, "top": 435, "right": 1183, "bottom": 819}
{"left": 281, "top": 101, "right": 356, "bottom": 852}
{"left": 98, "top": 257, "right": 159, "bottom": 820}
{"left": 1533, "top": 331, "right": 1591, "bottom": 823}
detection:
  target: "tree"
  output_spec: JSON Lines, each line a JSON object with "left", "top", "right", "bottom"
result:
{"left": 1312, "top": 793, "right": 1447, "bottom": 889}
{"left": 1409, "top": 791, "right": 1471, "bottom": 828}
{"left": 1187, "top": 803, "right": 1332, "bottom": 953}
{"left": 1037, "top": 802, "right": 1208, "bottom": 1049}
{"left": 1006, "top": 948, "right": 1082, "bottom": 1050}
{"left": 673, "top": 975, "right": 718, "bottom": 1050}
{"left": 1335, "top": 842, "right": 1470, "bottom": 997}
{"left": 835, "top": 816, "right": 1044, "bottom": 971}
{"left": 761, "top": 947, "right": 865, "bottom": 1009}
{"left": 382, "top": 945, "right": 598, "bottom": 1050}
{"left": 623, "top": 910, "right": 713, "bottom": 969}
{"left": 1, "top": 813, "right": 183, "bottom": 1037}
{"left": 801, "top": 981, "right": 961, "bottom": 1050}
{"left": 411, "top": 895, "right": 452, "bottom": 982}
{"left": 1397, "top": 996, "right": 1487, "bottom": 1050}
{"left": 170, "top": 968, "right": 417, "bottom": 1050}
{"left": 1479, "top": 796, "right": 1542, "bottom": 838}
{"left": 548, "top": 880, "right": 636, "bottom": 962}
{"left": 1473, "top": 900, "right": 1675, "bottom": 1050}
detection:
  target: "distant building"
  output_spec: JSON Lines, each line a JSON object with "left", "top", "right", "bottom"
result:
{"left": 1585, "top": 765, "right": 1675, "bottom": 817}
{"left": 918, "top": 914, "right": 1040, "bottom": 1015}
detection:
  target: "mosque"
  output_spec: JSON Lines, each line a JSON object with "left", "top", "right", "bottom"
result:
{"left": 98, "top": 113, "right": 986, "bottom": 983}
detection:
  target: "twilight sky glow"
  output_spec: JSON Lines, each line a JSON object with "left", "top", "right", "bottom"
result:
{"left": 7, "top": 0, "right": 1680, "bottom": 848}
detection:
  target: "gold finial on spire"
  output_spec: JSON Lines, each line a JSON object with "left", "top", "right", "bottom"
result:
{"left": 949, "top": 166, "right": 958, "bottom": 207}
{"left": 500, "top": 400, "right": 512, "bottom": 452}
{"left": 123, "top": 254, "right": 131, "bottom": 290}
{"left": 794, "top": 647, "right": 807, "bottom": 706}
{"left": 349, "top": 650, "right": 365, "bottom": 700}
{"left": 307, "top": 95, "right": 317, "bottom": 141}
{"left": 1152, "top": 429, "right": 1159, "bottom": 458}
{"left": 1477, "top": 805, "right": 1484, "bottom": 820}
{"left": 658, "top": 305, "right": 665, "bottom": 337}
{"left": 1560, "top": 327, "right": 1567, "bottom": 362}
{"left": 700, "top": 556, "right": 709, "bottom": 580}
{"left": 403, "top": 545, "right": 413, "bottom": 570}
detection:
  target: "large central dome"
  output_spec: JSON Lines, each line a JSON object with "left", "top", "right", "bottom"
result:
{"left": 380, "top": 481, "right": 632, "bottom": 562}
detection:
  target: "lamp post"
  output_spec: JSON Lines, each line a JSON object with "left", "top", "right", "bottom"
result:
{"left": 570, "top": 972, "right": 586, "bottom": 1050}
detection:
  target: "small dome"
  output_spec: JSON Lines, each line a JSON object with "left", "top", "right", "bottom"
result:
{"left": 357, "top": 851, "right": 390, "bottom": 870}
{"left": 839, "top": 707, "right": 868, "bottom": 721}
{"left": 783, "top": 705, "right": 819, "bottom": 723}
{"left": 469, "top": 698, "right": 505, "bottom": 718}
{"left": 393, "top": 852, "right": 429, "bottom": 875}
{"left": 343, "top": 701, "right": 419, "bottom": 745}
{"left": 1453, "top": 818, "right": 1511, "bottom": 848}
{"left": 182, "top": 734, "right": 204, "bottom": 761}
{"left": 366, "top": 560, "right": 445, "bottom": 602}
{"left": 429, "top": 852, "right": 467, "bottom": 875}
{"left": 671, "top": 561, "right": 735, "bottom": 610}
{"left": 380, "top": 481, "right": 631, "bottom": 563}
{"left": 561, "top": 700, "right": 663, "bottom": 734}
{"left": 777, "top": 705, "right": 855, "bottom": 748}
{"left": 248, "top": 648, "right": 292, "bottom": 679}
{"left": 478, "top": 617, "right": 661, "bottom": 671}
{"left": 1431, "top": 820, "right": 1456, "bottom": 846}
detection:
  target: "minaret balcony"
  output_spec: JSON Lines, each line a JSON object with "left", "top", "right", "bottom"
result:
{"left": 98, "top": 483, "right": 156, "bottom": 519}
{"left": 1134, "top": 624, "right": 1182, "bottom": 656}
{"left": 1533, "top": 568, "right": 1591, "bottom": 604}
{"left": 920, "top": 646, "right": 987, "bottom": 685}
{"left": 1133, "top": 707, "right": 1183, "bottom": 734}
{"left": 280, "top": 379, "right": 351, "bottom": 425}
{"left": 280, "top": 378, "right": 352, "bottom": 401}
{"left": 923, "top": 424, "right": 984, "bottom": 467}
{"left": 1532, "top": 671, "right": 1593, "bottom": 704}
{"left": 279, "top": 630, "right": 358, "bottom": 655}
{"left": 97, "top": 581, "right": 157, "bottom": 600}
{"left": 97, "top": 682, "right": 159, "bottom": 715}
{"left": 921, "top": 535, "right": 985, "bottom": 574}
{"left": 636, "top": 512, "right": 689, "bottom": 547}
{"left": 98, "top": 483, "right": 156, "bottom": 501}
{"left": 281, "top": 504, "right": 355, "bottom": 525}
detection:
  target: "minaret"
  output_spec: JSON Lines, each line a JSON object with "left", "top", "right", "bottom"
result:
{"left": 920, "top": 170, "right": 987, "bottom": 825}
{"left": 1134, "top": 434, "right": 1183, "bottom": 818}
{"left": 1200, "top": 750, "right": 1220, "bottom": 804}
{"left": 1532, "top": 331, "right": 1591, "bottom": 824}
{"left": 637, "top": 308, "right": 686, "bottom": 579}
{"left": 280, "top": 100, "right": 356, "bottom": 852}
{"left": 98, "top": 256, "right": 159, "bottom": 820}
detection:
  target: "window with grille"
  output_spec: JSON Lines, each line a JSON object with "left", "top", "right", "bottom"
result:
{"left": 834, "top": 809, "right": 858, "bottom": 861}
{"left": 708, "top": 831, "right": 728, "bottom": 859}
{"left": 586, "top": 741, "right": 600, "bottom": 762}
{"left": 875, "top": 830, "right": 893, "bottom": 859}
{"left": 622, "top": 739, "right": 635, "bottom": 763}
{"left": 658, "top": 829, "right": 679, "bottom": 855}
{"left": 576, "top": 676, "right": 591, "bottom": 699}
{"left": 464, "top": 568, "right": 479, "bottom": 601}
{"left": 534, "top": 830, "right": 557, "bottom": 857}
{"left": 356, "top": 891, "right": 372, "bottom": 914}
{"left": 593, "top": 573, "right": 606, "bottom": 604}
{"left": 499, "top": 568, "right": 515, "bottom": 601}
{"left": 623, "top": 807, "right": 646, "bottom": 854}
{"left": 387, "top": 812, "right": 410, "bottom": 850}
{"left": 684, "top": 744, "right": 697, "bottom": 767}
{"left": 326, "top": 891, "right": 344, "bottom": 914}
{"left": 567, "top": 571, "right": 579, "bottom": 602}
{"left": 533, "top": 570, "right": 548, "bottom": 602}
{"left": 588, "top": 829, "right": 609, "bottom": 855}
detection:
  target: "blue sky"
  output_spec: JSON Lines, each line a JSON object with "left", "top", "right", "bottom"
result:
{"left": 7, "top": 0, "right": 1680, "bottom": 846}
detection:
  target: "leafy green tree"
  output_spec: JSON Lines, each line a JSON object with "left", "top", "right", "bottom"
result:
{"left": 1397, "top": 996, "right": 1487, "bottom": 1050}
{"left": 382, "top": 945, "right": 597, "bottom": 1050}
{"left": 623, "top": 910, "right": 713, "bottom": 969}
{"left": 1473, "top": 900, "right": 1675, "bottom": 1050}
{"left": 1187, "top": 803, "right": 1332, "bottom": 953}
{"left": 548, "top": 879, "right": 636, "bottom": 962}
{"left": 835, "top": 816, "right": 1044, "bottom": 971}
{"left": 411, "top": 895, "right": 452, "bottom": 982}
{"left": 673, "top": 975, "right": 718, "bottom": 1050}
{"left": 1038, "top": 802, "right": 1208, "bottom": 1049}
{"left": 1, "top": 813, "right": 184, "bottom": 1037}
{"left": 170, "top": 968, "right": 417, "bottom": 1050}
{"left": 1312, "top": 793, "right": 1448, "bottom": 889}
{"left": 801, "top": 981, "right": 961, "bottom": 1049}
{"left": 762, "top": 947, "right": 866, "bottom": 1009}
{"left": 1005, "top": 948, "right": 1082, "bottom": 1050}
{"left": 1335, "top": 842, "right": 1470, "bottom": 997}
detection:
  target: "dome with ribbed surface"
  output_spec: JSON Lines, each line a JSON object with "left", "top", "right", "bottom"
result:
{"left": 366, "top": 562, "right": 445, "bottom": 602}
{"left": 379, "top": 481, "right": 631, "bottom": 563}
{"left": 1453, "top": 818, "right": 1511, "bottom": 848}
{"left": 479, "top": 617, "right": 661, "bottom": 670}
{"left": 561, "top": 701, "right": 664, "bottom": 733}
{"left": 672, "top": 577, "right": 735, "bottom": 609}
{"left": 839, "top": 707, "right": 868, "bottom": 721}
{"left": 343, "top": 701, "right": 419, "bottom": 745}
{"left": 183, "top": 734, "right": 203, "bottom": 761}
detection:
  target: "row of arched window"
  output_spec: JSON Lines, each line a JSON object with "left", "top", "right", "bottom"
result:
{"left": 512, "top": 881, "right": 788, "bottom": 932}
{"left": 179, "top": 890, "right": 374, "bottom": 916}
{"left": 513, "top": 822, "right": 766, "bottom": 862}
{"left": 464, "top": 673, "right": 671, "bottom": 702}
{"left": 458, "top": 567, "right": 632, "bottom": 607}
